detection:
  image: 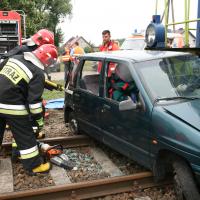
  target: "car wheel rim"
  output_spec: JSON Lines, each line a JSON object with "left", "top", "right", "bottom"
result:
{"left": 69, "top": 118, "right": 78, "bottom": 134}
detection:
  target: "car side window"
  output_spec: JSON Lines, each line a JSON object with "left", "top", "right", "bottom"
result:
{"left": 105, "top": 61, "right": 139, "bottom": 103}
{"left": 78, "top": 60, "right": 102, "bottom": 95}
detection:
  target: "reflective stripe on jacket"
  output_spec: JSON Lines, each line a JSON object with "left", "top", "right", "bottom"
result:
{"left": 19, "top": 145, "right": 39, "bottom": 159}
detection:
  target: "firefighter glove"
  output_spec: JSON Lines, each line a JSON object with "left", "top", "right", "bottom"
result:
{"left": 36, "top": 117, "right": 44, "bottom": 131}
{"left": 57, "top": 84, "right": 64, "bottom": 91}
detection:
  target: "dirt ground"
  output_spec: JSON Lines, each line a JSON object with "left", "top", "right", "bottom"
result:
{"left": 43, "top": 109, "right": 73, "bottom": 138}
{"left": 1, "top": 110, "right": 177, "bottom": 199}
{"left": 2, "top": 109, "right": 68, "bottom": 191}
{"left": 3, "top": 109, "right": 72, "bottom": 143}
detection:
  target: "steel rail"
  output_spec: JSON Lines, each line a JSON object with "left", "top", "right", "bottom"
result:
{"left": 1, "top": 135, "right": 92, "bottom": 155}
{"left": 0, "top": 172, "right": 171, "bottom": 200}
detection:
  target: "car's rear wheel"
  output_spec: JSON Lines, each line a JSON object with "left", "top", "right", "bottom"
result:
{"left": 68, "top": 112, "right": 80, "bottom": 135}
{"left": 173, "top": 158, "right": 200, "bottom": 200}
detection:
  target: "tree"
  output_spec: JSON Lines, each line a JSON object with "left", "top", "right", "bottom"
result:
{"left": 0, "top": 0, "right": 72, "bottom": 46}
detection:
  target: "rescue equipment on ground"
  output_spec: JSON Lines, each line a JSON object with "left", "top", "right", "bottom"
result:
{"left": 44, "top": 144, "right": 74, "bottom": 170}
{"left": 50, "top": 153, "right": 74, "bottom": 170}
{"left": 46, "top": 144, "right": 63, "bottom": 158}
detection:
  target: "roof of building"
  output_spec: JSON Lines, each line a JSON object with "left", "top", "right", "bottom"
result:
{"left": 64, "top": 36, "right": 91, "bottom": 47}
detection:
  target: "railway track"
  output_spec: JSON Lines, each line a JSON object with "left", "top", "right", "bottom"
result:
{"left": 0, "top": 171, "right": 171, "bottom": 200}
{"left": 0, "top": 135, "right": 173, "bottom": 200}
{"left": 1, "top": 135, "right": 92, "bottom": 155}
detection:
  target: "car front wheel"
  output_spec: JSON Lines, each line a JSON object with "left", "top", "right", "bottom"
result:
{"left": 173, "top": 158, "right": 200, "bottom": 200}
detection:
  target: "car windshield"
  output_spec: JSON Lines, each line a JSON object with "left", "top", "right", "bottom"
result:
{"left": 136, "top": 55, "right": 200, "bottom": 102}
{"left": 121, "top": 39, "right": 145, "bottom": 50}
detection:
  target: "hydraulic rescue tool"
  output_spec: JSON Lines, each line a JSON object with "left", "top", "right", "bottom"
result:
{"left": 40, "top": 143, "right": 74, "bottom": 170}
{"left": 44, "top": 79, "right": 65, "bottom": 91}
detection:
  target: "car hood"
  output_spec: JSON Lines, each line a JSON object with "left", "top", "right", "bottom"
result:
{"left": 163, "top": 99, "right": 200, "bottom": 131}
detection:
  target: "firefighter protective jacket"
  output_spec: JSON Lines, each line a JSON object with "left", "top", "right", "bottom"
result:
{"left": 0, "top": 54, "right": 45, "bottom": 118}
{"left": 1, "top": 45, "right": 37, "bottom": 60}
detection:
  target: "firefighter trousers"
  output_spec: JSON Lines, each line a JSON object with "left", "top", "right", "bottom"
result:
{"left": 0, "top": 115, "right": 42, "bottom": 171}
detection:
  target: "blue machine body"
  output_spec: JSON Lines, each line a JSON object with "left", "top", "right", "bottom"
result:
{"left": 196, "top": 0, "right": 200, "bottom": 47}
{"left": 145, "top": 16, "right": 165, "bottom": 48}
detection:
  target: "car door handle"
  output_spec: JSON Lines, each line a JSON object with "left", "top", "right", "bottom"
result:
{"left": 74, "top": 93, "right": 80, "bottom": 97}
{"left": 101, "top": 104, "right": 111, "bottom": 112}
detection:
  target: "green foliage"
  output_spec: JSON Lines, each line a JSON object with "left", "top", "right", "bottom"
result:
{"left": 0, "top": 0, "right": 72, "bottom": 46}
{"left": 42, "top": 80, "right": 65, "bottom": 100}
{"left": 55, "top": 28, "right": 64, "bottom": 45}
{"left": 84, "top": 46, "right": 93, "bottom": 53}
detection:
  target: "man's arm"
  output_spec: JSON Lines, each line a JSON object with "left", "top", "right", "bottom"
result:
{"left": 27, "top": 72, "right": 45, "bottom": 129}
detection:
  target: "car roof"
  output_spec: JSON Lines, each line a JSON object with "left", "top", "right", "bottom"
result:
{"left": 84, "top": 50, "right": 190, "bottom": 62}
{"left": 124, "top": 37, "right": 145, "bottom": 41}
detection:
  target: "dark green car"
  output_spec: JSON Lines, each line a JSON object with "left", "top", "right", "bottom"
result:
{"left": 64, "top": 50, "right": 200, "bottom": 200}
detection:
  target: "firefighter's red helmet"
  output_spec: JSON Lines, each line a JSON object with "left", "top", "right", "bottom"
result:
{"left": 33, "top": 44, "right": 58, "bottom": 68}
{"left": 31, "top": 29, "right": 54, "bottom": 46}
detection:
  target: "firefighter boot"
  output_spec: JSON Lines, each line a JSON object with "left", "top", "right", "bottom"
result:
{"left": 11, "top": 147, "right": 20, "bottom": 162}
{"left": 32, "top": 162, "right": 51, "bottom": 174}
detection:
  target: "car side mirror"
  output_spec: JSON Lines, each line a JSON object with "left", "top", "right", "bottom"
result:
{"left": 119, "top": 97, "right": 137, "bottom": 111}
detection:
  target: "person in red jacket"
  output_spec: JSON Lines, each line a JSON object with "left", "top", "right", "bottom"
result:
{"left": 99, "top": 30, "right": 119, "bottom": 52}
{"left": 98, "top": 30, "right": 119, "bottom": 74}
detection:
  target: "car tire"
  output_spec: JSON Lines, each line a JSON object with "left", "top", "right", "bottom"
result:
{"left": 173, "top": 158, "right": 200, "bottom": 200}
{"left": 68, "top": 112, "right": 80, "bottom": 135}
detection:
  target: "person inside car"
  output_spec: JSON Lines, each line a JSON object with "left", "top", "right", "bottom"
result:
{"left": 108, "top": 63, "right": 138, "bottom": 102}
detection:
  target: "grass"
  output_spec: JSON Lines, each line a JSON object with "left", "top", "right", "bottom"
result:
{"left": 42, "top": 80, "right": 65, "bottom": 100}
{"left": 60, "top": 62, "right": 64, "bottom": 72}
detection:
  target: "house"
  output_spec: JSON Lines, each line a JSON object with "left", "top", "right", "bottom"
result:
{"left": 63, "top": 36, "right": 93, "bottom": 50}
{"left": 176, "top": 28, "right": 196, "bottom": 47}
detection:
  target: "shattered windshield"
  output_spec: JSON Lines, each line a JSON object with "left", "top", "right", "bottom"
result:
{"left": 136, "top": 55, "right": 200, "bottom": 101}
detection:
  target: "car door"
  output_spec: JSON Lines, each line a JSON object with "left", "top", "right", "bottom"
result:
{"left": 99, "top": 59, "right": 152, "bottom": 168}
{"left": 73, "top": 58, "right": 104, "bottom": 138}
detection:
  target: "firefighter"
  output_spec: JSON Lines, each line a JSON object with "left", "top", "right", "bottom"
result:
{"left": 0, "top": 29, "right": 54, "bottom": 61}
{"left": 0, "top": 29, "right": 55, "bottom": 157}
{"left": 0, "top": 44, "right": 58, "bottom": 174}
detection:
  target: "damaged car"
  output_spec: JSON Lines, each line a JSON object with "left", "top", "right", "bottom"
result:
{"left": 64, "top": 50, "right": 200, "bottom": 200}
